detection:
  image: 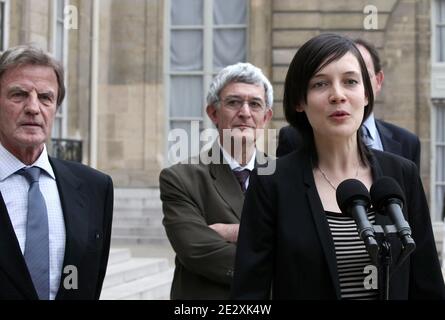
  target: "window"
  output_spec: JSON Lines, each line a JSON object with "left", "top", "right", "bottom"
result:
{"left": 165, "top": 0, "right": 247, "bottom": 160}
{"left": 432, "top": 1, "right": 445, "bottom": 221}
{"left": 434, "top": 101, "right": 445, "bottom": 221}
{"left": 0, "top": 0, "right": 9, "bottom": 52}
{"left": 51, "top": 0, "right": 68, "bottom": 139}
{"left": 435, "top": 0, "right": 445, "bottom": 62}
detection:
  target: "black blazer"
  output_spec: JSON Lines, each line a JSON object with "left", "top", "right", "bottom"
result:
{"left": 232, "top": 150, "right": 445, "bottom": 299}
{"left": 0, "top": 157, "right": 114, "bottom": 300}
{"left": 276, "top": 122, "right": 421, "bottom": 169}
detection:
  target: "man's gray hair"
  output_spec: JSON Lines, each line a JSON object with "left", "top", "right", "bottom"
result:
{"left": 0, "top": 45, "right": 65, "bottom": 107}
{"left": 206, "top": 62, "right": 273, "bottom": 108}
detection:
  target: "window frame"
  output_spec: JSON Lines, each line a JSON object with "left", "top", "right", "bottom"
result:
{"left": 431, "top": 1, "right": 445, "bottom": 221}
{"left": 164, "top": 0, "right": 248, "bottom": 162}
{"left": 432, "top": 0, "right": 445, "bottom": 63}
{"left": 431, "top": 99, "right": 445, "bottom": 222}
{"left": 51, "top": 0, "right": 69, "bottom": 139}
{"left": 0, "top": 0, "right": 10, "bottom": 52}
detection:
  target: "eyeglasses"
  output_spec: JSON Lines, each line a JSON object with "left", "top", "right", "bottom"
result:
{"left": 221, "top": 97, "right": 266, "bottom": 112}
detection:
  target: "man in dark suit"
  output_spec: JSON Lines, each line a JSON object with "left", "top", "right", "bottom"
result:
{"left": 0, "top": 45, "right": 113, "bottom": 300}
{"left": 276, "top": 38, "right": 421, "bottom": 169}
{"left": 159, "top": 62, "right": 273, "bottom": 299}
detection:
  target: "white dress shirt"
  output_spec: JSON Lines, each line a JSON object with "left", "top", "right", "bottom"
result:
{"left": 362, "top": 113, "right": 384, "bottom": 151}
{"left": 218, "top": 139, "right": 256, "bottom": 190}
{"left": 0, "top": 143, "right": 66, "bottom": 300}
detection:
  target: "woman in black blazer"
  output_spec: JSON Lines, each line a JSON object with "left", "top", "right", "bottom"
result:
{"left": 232, "top": 34, "right": 445, "bottom": 299}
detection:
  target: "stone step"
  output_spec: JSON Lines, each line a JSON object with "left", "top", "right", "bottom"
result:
{"left": 112, "top": 226, "right": 167, "bottom": 238}
{"left": 100, "top": 268, "right": 174, "bottom": 300}
{"left": 102, "top": 257, "right": 169, "bottom": 289}
{"left": 114, "top": 199, "right": 162, "bottom": 210}
{"left": 115, "top": 188, "right": 160, "bottom": 199}
{"left": 113, "top": 216, "right": 163, "bottom": 226}
{"left": 113, "top": 208, "right": 163, "bottom": 218}
{"left": 111, "top": 236, "right": 171, "bottom": 246}
{"left": 107, "top": 248, "right": 132, "bottom": 266}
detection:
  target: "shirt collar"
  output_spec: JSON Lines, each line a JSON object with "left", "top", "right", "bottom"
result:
{"left": 0, "top": 143, "right": 56, "bottom": 181}
{"left": 217, "top": 138, "right": 256, "bottom": 172}
{"left": 363, "top": 112, "right": 378, "bottom": 141}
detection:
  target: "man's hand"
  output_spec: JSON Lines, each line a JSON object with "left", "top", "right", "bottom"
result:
{"left": 209, "top": 223, "right": 239, "bottom": 243}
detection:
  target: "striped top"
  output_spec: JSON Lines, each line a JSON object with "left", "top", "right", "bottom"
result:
{"left": 325, "top": 211, "right": 379, "bottom": 300}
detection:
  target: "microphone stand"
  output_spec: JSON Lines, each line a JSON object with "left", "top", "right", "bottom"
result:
{"left": 373, "top": 227, "right": 391, "bottom": 300}
{"left": 371, "top": 224, "right": 415, "bottom": 300}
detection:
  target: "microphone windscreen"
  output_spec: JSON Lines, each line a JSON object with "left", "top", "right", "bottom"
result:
{"left": 336, "top": 179, "right": 370, "bottom": 214}
{"left": 370, "top": 176, "right": 405, "bottom": 212}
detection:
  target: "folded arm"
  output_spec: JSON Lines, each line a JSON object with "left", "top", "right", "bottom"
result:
{"left": 159, "top": 167, "right": 237, "bottom": 285}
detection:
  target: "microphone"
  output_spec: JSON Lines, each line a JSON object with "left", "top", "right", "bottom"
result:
{"left": 370, "top": 176, "right": 416, "bottom": 252}
{"left": 336, "top": 179, "right": 378, "bottom": 265}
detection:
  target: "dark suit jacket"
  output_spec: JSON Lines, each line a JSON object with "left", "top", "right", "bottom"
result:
{"left": 0, "top": 157, "right": 114, "bottom": 300}
{"left": 159, "top": 145, "right": 271, "bottom": 299}
{"left": 233, "top": 150, "right": 445, "bottom": 299}
{"left": 276, "top": 121, "right": 421, "bottom": 168}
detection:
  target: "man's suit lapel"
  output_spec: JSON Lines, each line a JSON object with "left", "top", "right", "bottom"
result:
{"left": 49, "top": 158, "right": 89, "bottom": 299}
{"left": 204, "top": 144, "right": 245, "bottom": 219}
{"left": 0, "top": 192, "right": 37, "bottom": 299}
{"left": 209, "top": 162, "right": 244, "bottom": 219}
{"left": 376, "top": 120, "right": 402, "bottom": 155}
{"left": 368, "top": 151, "right": 387, "bottom": 227}
{"left": 302, "top": 158, "right": 341, "bottom": 299}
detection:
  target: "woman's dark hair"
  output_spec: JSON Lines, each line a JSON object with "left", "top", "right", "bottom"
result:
{"left": 283, "top": 33, "right": 374, "bottom": 166}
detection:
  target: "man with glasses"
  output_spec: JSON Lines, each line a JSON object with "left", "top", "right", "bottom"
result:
{"left": 159, "top": 62, "right": 273, "bottom": 299}
{"left": 277, "top": 38, "right": 421, "bottom": 170}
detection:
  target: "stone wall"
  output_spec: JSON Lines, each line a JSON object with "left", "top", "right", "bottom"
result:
{"left": 96, "top": 0, "right": 165, "bottom": 187}
{"left": 5, "top": 0, "right": 433, "bottom": 194}
{"left": 8, "top": 0, "right": 51, "bottom": 48}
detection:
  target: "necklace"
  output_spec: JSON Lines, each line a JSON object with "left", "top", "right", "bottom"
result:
{"left": 318, "top": 164, "right": 360, "bottom": 191}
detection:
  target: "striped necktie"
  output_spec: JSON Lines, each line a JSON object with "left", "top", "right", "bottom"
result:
{"left": 360, "top": 125, "right": 374, "bottom": 148}
{"left": 233, "top": 169, "right": 251, "bottom": 193}
{"left": 18, "top": 167, "right": 50, "bottom": 300}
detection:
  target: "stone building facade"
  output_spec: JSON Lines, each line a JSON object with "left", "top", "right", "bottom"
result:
{"left": 2, "top": 0, "right": 444, "bottom": 220}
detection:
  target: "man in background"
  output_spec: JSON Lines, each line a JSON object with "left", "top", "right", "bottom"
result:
{"left": 160, "top": 62, "right": 273, "bottom": 299}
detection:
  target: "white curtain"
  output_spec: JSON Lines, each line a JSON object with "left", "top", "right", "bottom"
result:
{"left": 0, "top": 2, "right": 3, "bottom": 50}
{"left": 169, "top": 0, "right": 247, "bottom": 154}
{"left": 171, "top": 0, "right": 203, "bottom": 25}
{"left": 169, "top": 0, "right": 247, "bottom": 117}
{"left": 213, "top": 0, "right": 246, "bottom": 25}
{"left": 437, "top": 104, "right": 445, "bottom": 221}
{"left": 171, "top": 30, "right": 203, "bottom": 71}
{"left": 170, "top": 0, "right": 204, "bottom": 119}
{"left": 213, "top": 0, "right": 247, "bottom": 68}
{"left": 437, "top": 1, "right": 445, "bottom": 62}
{"left": 170, "top": 76, "right": 203, "bottom": 118}
{"left": 213, "top": 29, "right": 246, "bottom": 69}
